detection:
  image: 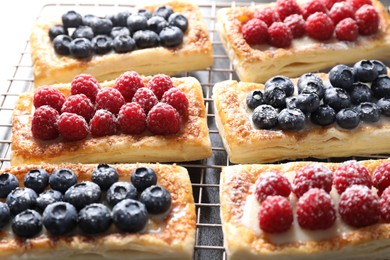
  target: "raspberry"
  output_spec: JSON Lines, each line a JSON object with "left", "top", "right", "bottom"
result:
{"left": 372, "top": 162, "right": 390, "bottom": 195}
{"left": 31, "top": 105, "right": 59, "bottom": 140}
{"left": 355, "top": 5, "right": 379, "bottom": 35}
{"left": 147, "top": 103, "right": 181, "bottom": 135}
{"left": 333, "top": 160, "right": 372, "bottom": 194}
{"left": 258, "top": 196, "right": 293, "bottom": 233}
{"left": 296, "top": 188, "right": 336, "bottom": 230}
{"left": 70, "top": 74, "right": 100, "bottom": 103}
{"left": 322, "top": 0, "right": 344, "bottom": 9}
{"left": 254, "top": 7, "right": 280, "bottom": 27}
{"left": 58, "top": 112, "right": 89, "bottom": 141}
{"left": 292, "top": 163, "right": 333, "bottom": 198}
{"left": 147, "top": 74, "right": 174, "bottom": 100}
{"left": 61, "top": 94, "right": 95, "bottom": 122}
{"left": 161, "top": 88, "right": 189, "bottom": 116}
{"left": 90, "top": 109, "right": 118, "bottom": 137}
{"left": 241, "top": 19, "right": 269, "bottom": 45}
{"left": 380, "top": 186, "right": 390, "bottom": 222}
{"left": 329, "top": 2, "right": 354, "bottom": 25}
{"left": 276, "top": 0, "right": 302, "bottom": 21}
{"left": 268, "top": 22, "right": 293, "bottom": 47}
{"left": 283, "top": 14, "right": 306, "bottom": 38}
{"left": 132, "top": 87, "right": 158, "bottom": 114}
{"left": 335, "top": 18, "right": 359, "bottom": 41}
{"left": 113, "top": 71, "right": 144, "bottom": 102}
{"left": 95, "top": 88, "right": 126, "bottom": 115}
{"left": 302, "top": 0, "right": 328, "bottom": 19}
{"left": 33, "top": 86, "right": 66, "bottom": 112}
{"left": 117, "top": 103, "right": 146, "bottom": 134}
{"left": 339, "top": 185, "right": 380, "bottom": 227}
{"left": 306, "top": 12, "right": 335, "bottom": 41}
{"left": 254, "top": 171, "right": 291, "bottom": 202}
{"left": 347, "top": 0, "right": 372, "bottom": 11}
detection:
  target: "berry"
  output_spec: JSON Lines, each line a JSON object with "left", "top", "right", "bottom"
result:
{"left": 347, "top": 0, "right": 372, "bottom": 11}
{"left": 339, "top": 185, "right": 379, "bottom": 227}
{"left": 380, "top": 186, "right": 390, "bottom": 222}
{"left": 329, "top": 64, "right": 355, "bottom": 91}
{"left": 112, "top": 35, "right": 136, "bottom": 53}
{"left": 82, "top": 14, "right": 98, "bottom": 27}
{"left": 114, "top": 71, "right": 144, "bottom": 102}
{"left": 137, "top": 9, "right": 153, "bottom": 19}
{"left": 278, "top": 108, "right": 306, "bottom": 130}
{"left": 95, "top": 87, "right": 126, "bottom": 115}
{"left": 78, "top": 203, "right": 112, "bottom": 234}
{"left": 69, "top": 38, "right": 94, "bottom": 59}
{"left": 31, "top": 106, "right": 59, "bottom": 140}
{"left": 276, "top": 0, "right": 302, "bottom": 21}
{"left": 109, "top": 11, "right": 130, "bottom": 27}
{"left": 112, "top": 199, "right": 149, "bottom": 232}
{"left": 350, "top": 82, "right": 373, "bottom": 104}
{"left": 329, "top": 2, "right": 354, "bottom": 25}
{"left": 377, "top": 98, "right": 390, "bottom": 116}
{"left": 49, "top": 25, "right": 68, "bottom": 41}
{"left": 107, "top": 182, "right": 137, "bottom": 207}
{"left": 71, "top": 26, "right": 94, "bottom": 40}
{"left": 132, "top": 87, "right": 159, "bottom": 114}
{"left": 89, "top": 18, "right": 113, "bottom": 35}
{"left": 254, "top": 7, "right": 280, "bottom": 27}
{"left": 62, "top": 11, "right": 83, "bottom": 28}
{"left": 353, "top": 60, "right": 378, "bottom": 83}
{"left": 147, "top": 103, "right": 181, "bottom": 134}
{"left": 159, "top": 26, "right": 184, "bottom": 48}
{"left": 264, "top": 85, "right": 287, "bottom": 109}
{"left": 6, "top": 187, "right": 38, "bottom": 215}
{"left": 34, "top": 85, "right": 66, "bottom": 112}
{"left": 53, "top": 35, "right": 72, "bottom": 55}
{"left": 322, "top": 0, "right": 343, "bottom": 9}
{"left": 289, "top": 93, "right": 320, "bottom": 114}
{"left": 148, "top": 74, "right": 174, "bottom": 100}
{"left": 140, "top": 185, "right": 172, "bottom": 215}
{"left": 36, "top": 190, "right": 63, "bottom": 212}
{"left": 265, "top": 75, "right": 294, "bottom": 97}
{"left": 49, "top": 168, "right": 77, "bottom": 193}
{"left": 267, "top": 22, "right": 293, "bottom": 48}
{"left": 323, "top": 87, "right": 351, "bottom": 112}
{"left": 242, "top": 19, "right": 269, "bottom": 45}
{"left": 70, "top": 74, "right": 100, "bottom": 103}
{"left": 356, "top": 102, "right": 381, "bottom": 123}
{"left": 302, "top": 0, "right": 327, "bottom": 19}
{"left": 168, "top": 13, "right": 189, "bottom": 32}
{"left": 61, "top": 94, "right": 95, "bottom": 122}
{"left": 24, "top": 169, "right": 49, "bottom": 194}
{"left": 310, "top": 105, "right": 336, "bottom": 126}
{"left": 64, "top": 181, "right": 101, "bottom": 210}
{"left": 133, "top": 30, "right": 160, "bottom": 48}
{"left": 336, "top": 108, "right": 360, "bottom": 129}
{"left": 293, "top": 163, "right": 333, "bottom": 198}
{"left": 355, "top": 5, "right": 379, "bottom": 35}
{"left": 372, "top": 60, "right": 387, "bottom": 76}
{"left": 127, "top": 14, "right": 148, "bottom": 32}
{"left": 92, "top": 164, "right": 119, "bottom": 191}
{"left": 131, "top": 167, "right": 158, "bottom": 192}
{"left": 161, "top": 87, "right": 189, "bottom": 116}
{"left": 333, "top": 160, "right": 372, "bottom": 194}
{"left": 12, "top": 209, "right": 42, "bottom": 238}
{"left": 258, "top": 196, "right": 293, "bottom": 233}
{"left": 58, "top": 112, "right": 90, "bottom": 141}
{"left": 117, "top": 102, "right": 147, "bottom": 134}
{"left": 90, "top": 109, "right": 118, "bottom": 137}
{"left": 373, "top": 162, "right": 390, "bottom": 195}
{"left": 297, "top": 73, "right": 325, "bottom": 98}
{"left": 283, "top": 14, "right": 306, "bottom": 38}
{"left": 246, "top": 90, "right": 264, "bottom": 110}
{"left": 372, "top": 75, "right": 390, "bottom": 99}
{"left": 254, "top": 171, "right": 291, "bottom": 202}
{"left": 42, "top": 202, "right": 77, "bottom": 235}
{"left": 147, "top": 16, "right": 169, "bottom": 34}
{"left": 91, "top": 35, "right": 113, "bottom": 55}
{"left": 252, "top": 105, "right": 279, "bottom": 129}
{"left": 306, "top": 12, "right": 335, "bottom": 41}
{"left": 335, "top": 18, "right": 359, "bottom": 41}
{"left": 110, "top": 26, "right": 130, "bottom": 38}
{"left": 0, "top": 202, "right": 10, "bottom": 228}
{"left": 154, "top": 5, "right": 174, "bottom": 20}
{"left": 296, "top": 188, "right": 336, "bottom": 230}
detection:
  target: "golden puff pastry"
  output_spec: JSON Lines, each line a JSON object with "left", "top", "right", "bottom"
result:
{"left": 216, "top": 0, "right": 390, "bottom": 83}
{"left": 11, "top": 76, "right": 211, "bottom": 165}
{"left": 220, "top": 159, "right": 390, "bottom": 260}
{"left": 30, "top": 0, "right": 213, "bottom": 87}
{"left": 0, "top": 163, "right": 195, "bottom": 259}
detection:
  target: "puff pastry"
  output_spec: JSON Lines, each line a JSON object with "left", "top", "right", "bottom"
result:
{"left": 213, "top": 74, "right": 390, "bottom": 164}
{"left": 0, "top": 163, "right": 195, "bottom": 259}
{"left": 11, "top": 76, "right": 211, "bottom": 165}
{"left": 30, "top": 0, "right": 213, "bottom": 87}
{"left": 220, "top": 159, "right": 390, "bottom": 260}
{"left": 216, "top": 0, "right": 390, "bottom": 83}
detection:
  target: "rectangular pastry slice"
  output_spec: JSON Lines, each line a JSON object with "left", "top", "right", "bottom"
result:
{"left": 30, "top": 0, "right": 213, "bottom": 86}
{"left": 220, "top": 159, "right": 390, "bottom": 260}
{"left": 0, "top": 163, "right": 195, "bottom": 259}
{"left": 216, "top": 0, "right": 390, "bottom": 83}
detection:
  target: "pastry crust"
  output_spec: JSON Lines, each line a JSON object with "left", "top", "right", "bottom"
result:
{"left": 213, "top": 73, "right": 390, "bottom": 164}
{"left": 30, "top": 0, "right": 213, "bottom": 87}
{"left": 0, "top": 163, "right": 195, "bottom": 259}
{"left": 216, "top": 0, "right": 390, "bottom": 83}
{"left": 220, "top": 159, "right": 390, "bottom": 260}
{"left": 11, "top": 76, "right": 211, "bottom": 165}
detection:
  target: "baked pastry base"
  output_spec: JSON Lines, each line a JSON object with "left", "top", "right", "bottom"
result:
{"left": 0, "top": 163, "right": 195, "bottom": 259}
{"left": 30, "top": 0, "right": 213, "bottom": 87}
{"left": 220, "top": 159, "right": 390, "bottom": 260}
{"left": 11, "top": 76, "right": 211, "bottom": 165}
{"left": 216, "top": 0, "right": 390, "bottom": 83}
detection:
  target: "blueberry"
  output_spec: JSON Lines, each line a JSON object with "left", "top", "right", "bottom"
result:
{"left": 49, "top": 168, "right": 77, "bottom": 193}
{"left": 131, "top": 167, "right": 157, "bottom": 192}
{"left": 372, "top": 75, "right": 390, "bottom": 99}
{"left": 69, "top": 38, "right": 94, "bottom": 59}
{"left": 252, "top": 104, "right": 278, "bottom": 129}
{"left": 64, "top": 181, "right": 101, "bottom": 210}
{"left": 12, "top": 209, "right": 42, "bottom": 238}
{"left": 90, "top": 18, "right": 113, "bottom": 35}
{"left": 246, "top": 90, "right": 264, "bottom": 110}
{"left": 264, "top": 85, "right": 287, "bottom": 109}
{"left": 6, "top": 187, "right": 37, "bottom": 215}
{"left": 92, "top": 164, "right": 119, "bottom": 191}
{"left": 0, "top": 172, "right": 19, "bottom": 198}
{"left": 107, "top": 182, "right": 137, "bottom": 207}
{"left": 286, "top": 96, "right": 297, "bottom": 109}
{"left": 159, "top": 26, "right": 183, "bottom": 47}
{"left": 24, "top": 168, "right": 49, "bottom": 194}
{"left": 133, "top": 30, "right": 160, "bottom": 48}
{"left": 112, "top": 199, "right": 148, "bottom": 233}
{"left": 53, "top": 34, "right": 72, "bottom": 55}
{"left": 336, "top": 108, "right": 360, "bottom": 129}
{"left": 372, "top": 60, "right": 387, "bottom": 76}
{"left": 0, "top": 202, "right": 10, "bottom": 229}
{"left": 138, "top": 9, "right": 152, "bottom": 19}
{"left": 110, "top": 11, "right": 131, "bottom": 27}
{"left": 113, "top": 35, "right": 136, "bottom": 53}
{"left": 42, "top": 202, "right": 77, "bottom": 235}
{"left": 356, "top": 102, "right": 381, "bottom": 123}
{"left": 329, "top": 64, "right": 355, "bottom": 91}
{"left": 82, "top": 14, "right": 98, "bottom": 27}
{"left": 278, "top": 108, "right": 306, "bottom": 131}
{"left": 290, "top": 93, "right": 320, "bottom": 114}
{"left": 110, "top": 27, "right": 130, "bottom": 38}
{"left": 91, "top": 35, "right": 112, "bottom": 55}
{"left": 265, "top": 75, "right": 294, "bottom": 97}
{"left": 297, "top": 73, "right": 325, "bottom": 98}
{"left": 323, "top": 87, "right": 351, "bottom": 112}
{"left": 62, "top": 10, "right": 83, "bottom": 28}
{"left": 71, "top": 26, "right": 94, "bottom": 40}
{"left": 349, "top": 82, "right": 373, "bottom": 104}
{"left": 49, "top": 25, "right": 68, "bottom": 41}
{"left": 140, "top": 185, "right": 171, "bottom": 215}
{"left": 78, "top": 203, "right": 112, "bottom": 234}
{"left": 168, "top": 13, "right": 188, "bottom": 32}
{"left": 127, "top": 14, "right": 148, "bottom": 32}
{"left": 154, "top": 5, "right": 174, "bottom": 20}
{"left": 353, "top": 60, "right": 378, "bottom": 83}
{"left": 147, "top": 16, "right": 169, "bottom": 34}
{"left": 377, "top": 98, "right": 390, "bottom": 116}
{"left": 310, "top": 105, "right": 336, "bottom": 126}
{"left": 36, "top": 190, "right": 63, "bottom": 212}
